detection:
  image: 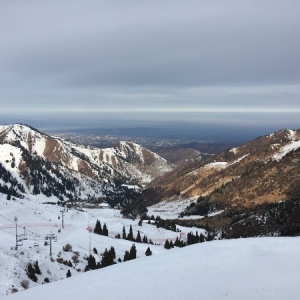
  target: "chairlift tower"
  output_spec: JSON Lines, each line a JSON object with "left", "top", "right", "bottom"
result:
{"left": 59, "top": 209, "right": 66, "bottom": 229}
{"left": 14, "top": 216, "right": 18, "bottom": 250}
{"left": 45, "top": 232, "right": 57, "bottom": 258}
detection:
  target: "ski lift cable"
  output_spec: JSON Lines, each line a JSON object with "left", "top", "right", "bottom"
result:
{"left": 0, "top": 228, "right": 15, "bottom": 236}
{"left": 0, "top": 213, "right": 14, "bottom": 223}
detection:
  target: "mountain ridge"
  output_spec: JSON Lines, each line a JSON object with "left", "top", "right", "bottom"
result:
{"left": 0, "top": 123, "right": 172, "bottom": 204}
{"left": 138, "top": 128, "right": 300, "bottom": 211}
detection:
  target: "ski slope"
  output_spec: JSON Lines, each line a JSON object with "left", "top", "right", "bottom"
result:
{"left": 1, "top": 194, "right": 300, "bottom": 299}
{"left": 1, "top": 237, "right": 300, "bottom": 300}
{"left": 0, "top": 194, "right": 180, "bottom": 296}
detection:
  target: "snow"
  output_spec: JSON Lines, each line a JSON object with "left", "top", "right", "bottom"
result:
{"left": 230, "top": 153, "right": 249, "bottom": 165}
{"left": 0, "top": 193, "right": 184, "bottom": 296}
{"left": 147, "top": 198, "right": 197, "bottom": 219}
{"left": 229, "top": 147, "right": 238, "bottom": 154}
{"left": 273, "top": 140, "right": 300, "bottom": 161}
{"left": 288, "top": 129, "right": 296, "bottom": 140}
{"left": 2, "top": 236, "right": 300, "bottom": 300}
{"left": 205, "top": 161, "right": 228, "bottom": 169}
{"left": 147, "top": 200, "right": 224, "bottom": 220}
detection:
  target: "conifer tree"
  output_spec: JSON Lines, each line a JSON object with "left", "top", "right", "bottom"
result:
{"left": 127, "top": 225, "right": 134, "bottom": 241}
{"left": 136, "top": 230, "right": 142, "bottom": 243}
{"left": 66, "top": 270, "right": 71, "bottom": 278}
{"left": 102, "top": 223, "right": 109, "bottom": 236}
{"left": 169, "top": 240, "right": 174, "bottom": 248}
{"left": 34, "top": 261, "right": 42, "bottom": 275}
{"left": 26, "top": 263, "right": 37, "bottom": 282}
{"left": 129, "top": 244, "right": 137, "bottom": 260}
{"left": 196, "top": 231, "right": 200, "bottom": 243}
{"left": 94, "top": 219, "right": 102, "bottom": 235}
{"left": 174, "top": 237, "right": 180, "bottom": 247}
{"left": 122, "top": 226, "right": 126, "bottom": 239}
{"left": 164, "top": 240, "right": 171, "bottom": 249}
{"left": 123, "top": 250, "right": 130, "bottom": 262}
{"left": 101, "top": 246, "right": 116, "bottom": 268}
{"left": 101, "top": 248, "right": 110, "bottom": 268}
{"left": 142, "top": 235, "right": 148, "bottom": 244}
{"left": 87, "top": 254, "right": 97, "bottom": 270}
{"left": 145, "top": 247, "right": 152, "bottom": 256}
{"left": 109, "top": 246, "right": 116, "bottom": 261}
{"left": 200, "top": 233, "right": 205, "bottom": 243}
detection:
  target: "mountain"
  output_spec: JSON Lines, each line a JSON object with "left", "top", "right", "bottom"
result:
{"left": 138, "top": 129, "right": 300, "bottom": 211}
{"left": 0, "top": 124, "right": 172, "bottom": 203}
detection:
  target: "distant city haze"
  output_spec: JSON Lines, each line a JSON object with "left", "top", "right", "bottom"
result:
{"left": 0, "top": 111, "right": 299, "bottom": 144}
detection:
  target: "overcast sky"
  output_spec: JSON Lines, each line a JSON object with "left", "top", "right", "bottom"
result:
{"left": 0, "top": 0, "right": 300, "bottom": 130}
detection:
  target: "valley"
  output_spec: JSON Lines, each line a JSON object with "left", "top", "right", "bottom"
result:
{"left": 1, "top": 123, "right": 300, "bottom": 298}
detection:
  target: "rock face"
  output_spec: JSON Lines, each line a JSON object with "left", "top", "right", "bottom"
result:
{"left": 142, "top": 129, "right": 300, "bottom": 209}
{"left": 0, "top": 124, "right": 173, "bottom": 201}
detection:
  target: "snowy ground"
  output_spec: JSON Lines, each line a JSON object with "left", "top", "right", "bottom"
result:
{"left": 2, "top": 194, "right": 300, "bottom": 299}
{"left": 0, "top": 194, "right": 182, "bottom": 296}
{"left": 1, "top": 236, "right": 300, "bottom": 300}
{"left": 147, "top": 198, "right": 197, "bottom": 219}
{"left": 147, "top": 198, "right": 223, "bottom": 220}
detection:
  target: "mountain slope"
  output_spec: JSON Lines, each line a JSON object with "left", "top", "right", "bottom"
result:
{"left": 2, "top": 237, "right": 300, "bottom": 300}
{"left": 0, "top": 124, "right": 172, "bottom": 202}
{"left": 140, "top": 129, "right": 300, "bottom": 210}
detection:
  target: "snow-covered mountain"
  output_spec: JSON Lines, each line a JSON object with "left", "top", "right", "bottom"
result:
{"left": 0, "top": 124, "right": 172, "bottom": 202}
{"left": 140, "top": 129, "right": 300, "bottom": 209}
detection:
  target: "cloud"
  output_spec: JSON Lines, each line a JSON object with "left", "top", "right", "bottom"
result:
{"left": 0, "top": 0, "right": 299, "bottom": 120}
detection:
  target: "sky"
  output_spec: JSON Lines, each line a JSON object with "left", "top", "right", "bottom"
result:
{"left": 0, "top": 0, "right": 300, "bottom": 136}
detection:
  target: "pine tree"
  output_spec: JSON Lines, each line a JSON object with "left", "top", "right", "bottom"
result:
{"left": 102, "top": 223, "right": 109, "bottom": 236}
{"left": 200, "top": 233, "right": 205, "bottom": 243}
{"left": 87, "top": 255, "right": 97, "bottom": 270}
{"left": 123, "top": 250, "right": 130, "bottom": 262}
{"left": 164, "top": 240, "right": 171, "bottom": 249}
{"left": 196, "top": 231, "right": 200, "bottom": 243}
{"left": 66, "top": 270, "right": 71, "bottom": 278}
{"left": 109, "top": 246, "right": 116, "bottom": 261}
{"left": 145, "top": 247, "right": 152, "bottom": 256}
{"left": 34, "top": 261, "right": 42, "bottom": 275}
{"left": 127, "top": 225, "right": 134, "bottom": 241}
{"left": 101, "top": 246, "right": 116, "bottom": 268}
{"left": 101, "top": 248, "right": 110, "bottom": 268}
{"left": 122, "top": 226, "right": 126, "bottom": 239}
{"left": 94, "top": 219, "right": 102, "bottom": 235}
{"left": 169, "top": 240, "right": 174, "bottom": 248}
{"left": 136, "top": 230, "right": 142, "bottom": 243}
{"left": 26, "top": 263, "right": 37, "bottom": 282}
{"left": 142, "top": 235, "right": 148, "bottom": 244}
{"left": 129, "top": 244, "right": 136, "bottom": 260}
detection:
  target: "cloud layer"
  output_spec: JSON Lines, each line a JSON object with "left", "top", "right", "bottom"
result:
{"left": 0, "top": 0, "right": 300, "bottom": 118}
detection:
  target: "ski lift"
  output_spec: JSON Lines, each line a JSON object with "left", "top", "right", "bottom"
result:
{"left": 58, "top": 215, "right": 60, "bottom": 219}
{"left": 44, "top": 241, "right": 48, "bottom": 246}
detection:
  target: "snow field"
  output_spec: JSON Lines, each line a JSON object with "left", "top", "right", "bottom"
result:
{"left": 0, "top": 194, "right": 180, "bottom": 296}
{"left": 2, "top": 237, "right": 300, "bottom": 300}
